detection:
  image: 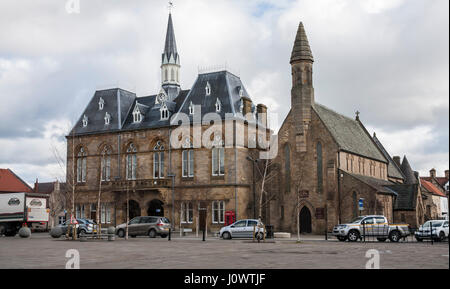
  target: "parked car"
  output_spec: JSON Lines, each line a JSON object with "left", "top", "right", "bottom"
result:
{"left": 219, "top": 219, "right": 266, "bottom": 240}
{"left": 57, "top": 218, "right": 95, "bottom": 236}
{"left": 332, "top": 215, "right": 410, "bottom": 242}
{"left": 415, "top": 220, "right": 449, "bottom": 242}
{"left": 115, "top": 216, "right": 171, "bottom": 238}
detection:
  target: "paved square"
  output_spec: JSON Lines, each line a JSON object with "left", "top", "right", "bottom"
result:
{"left": 0, "top": 233, "right": 448, "bottom": 269}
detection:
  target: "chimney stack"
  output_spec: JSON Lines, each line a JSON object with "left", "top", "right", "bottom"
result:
{"left": 430, "top": 168, "right": 436, "bottom": 178}
{"left": 445, "top": 170, "right": 449, "bottom": 179}
{"left": 393, "top": 156, "right": 401, "bottom": 168}
{"left": 257, "top": 104, "right": 268, "bottom": 127}
{"left": 242, "top": 96, "right": 253, "bottom": 117}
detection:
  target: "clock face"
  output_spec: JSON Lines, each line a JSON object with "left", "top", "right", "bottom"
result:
{"left": 157, "top": 92, "right": 167, "bottom": 104}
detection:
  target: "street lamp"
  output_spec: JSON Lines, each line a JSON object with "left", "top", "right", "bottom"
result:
{"left": 168, "top": 173, "right": 176, "bottom": 224}
{"left": 246, "top": 156, "right": 258, "bottom": 219}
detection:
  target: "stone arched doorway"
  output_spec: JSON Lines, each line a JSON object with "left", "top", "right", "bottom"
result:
{"left": 300, "top": 206, "right": 312, "bottom": 234}
{"left": 147, "top": 199, "right": 164, "bottom": 217}
{"left": 128, "top": 200, "right": 141, "bottom": 220}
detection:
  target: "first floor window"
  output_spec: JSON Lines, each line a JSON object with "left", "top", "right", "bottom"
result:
{"left": 101, "top": 203, "right": 111, "bottom": 224}
{"left": 212, "top": 201, "right": 225, "bottom": 224}
{"left": 77, "top": 147, "right": 87, "bottom": 183}
{"left": 182, "top": 150, "right": 194, "bottom": 177}
{"left": 212, "top": 147, "right": 224, "bottom": 176}
{"left": 181, "top": 202, "right": 193, "bottom": 224}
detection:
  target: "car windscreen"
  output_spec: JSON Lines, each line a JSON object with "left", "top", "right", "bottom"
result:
{"left": 423, "top": 221, "right": 443, "bottom": 228}
{"left": 350, "top": 217, "right": 364, "bottom": 223}
{"left": 161, "top": 217, "right": 170, "bottom": 224}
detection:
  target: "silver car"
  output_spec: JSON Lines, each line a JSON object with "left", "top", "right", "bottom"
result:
{"left": 219, "top": 219, "right": 265, "bottom": 240}
{"left": 116, "top": 216, "right": 171, "bottom": 238}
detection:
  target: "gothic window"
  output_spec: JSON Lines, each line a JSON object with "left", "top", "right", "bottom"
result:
{"left": 171, "top": 68, "right": 175, "bottom": 81}
{"left": 211, "top": 136, "right": 224, "bottom": 176}
{"left": 82, "top": 115, "right": 88, "bottom": 127}
{"left": 99, "top": 97, "right": 105, "bottom": 110}
{"left": 100, "top": 146, "right": 111, "bottom": 181}
{"left": 189, "top": 101, "right": 194, "bottom": 115}
{"left": 212, "top": 201, "right": 225, "bottom": 224}
{"left": 164, "top": 68, "right": 168, "bottom": 82}
{"left": 284, "top": 144, "right": 291, "bottom": 193}
{"left": 160, "top": 104, "right": 169, "bottom": 120}
{"left": 77, "top": 147, "right": 87, "bottom": 183}
{"left": 317, "top": 142, "right": 323, "bottom": 193}
{"left": 205, "top": 82, "right": 211, "bottom": 96}
{"left": 215, "top": 98, "right": 221, "bottom": 113}
{"left": 182, "top": 138, "right": 194, "bottom": 178}
{"left": 126, "top": 143, "right": 137, "bottom": 180}
{"left": 104, "top": 112, "right": 111, "bottom": 125}
{"left": 133, "top": 106, "right": 142, "bottom": 123}
{"left": 153, "top": 141, "right": 165, "bottom": 179}
{"left": 181, "top": 202, "right": 193, "bottom": 224}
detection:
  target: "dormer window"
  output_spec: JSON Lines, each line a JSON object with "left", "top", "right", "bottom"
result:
{"left": 205, "top": 82, "right": 211, "bottom": 96}
{"left": 104, "top": 112, "right": 111, "bottom": 125}
{"left": 133, "top": 105, "right": 142, "bottom": 123}
{"left": 189, "top": 101, "right": 194, "bottom": 115}
{"left": 82, "top": 115, "right": 88, "bottom": 127}
{"left": 160, "top": 104, "right": 169, "bottom": 120}
{"left": 239, "top": 99, "right": 244, "bottom": 114}
{"left": 239, "top": 87, "right": 244, "bottom": 98}
{"left": 215, "top": 98, "right": 221, "bottom": 112}
{"left": 99, "top": 97, "right": 105, "bottom": 110}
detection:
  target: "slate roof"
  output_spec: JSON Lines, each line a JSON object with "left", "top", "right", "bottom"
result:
{"left": 372, "top": 134, "right": 405, "bottom": 180}
{"left": 0, "top": 169, "right": 33, "bottom": 193}
{"left": 172, "top": 70, "right": 253, "bottom": 123}
{"left": 345, "top": 172, "right": 397, "bottom": 195}
{"left": 291, "top": 22, "right": 314, "bottom": 63}
{"left": 34, "top": 182, "right": 55, "bottom": 194}
{"left": 313, "top": 103, "right": 387, "bottom": 163}
{"left": 387, "top": 184, "right": 418, "bottom": 210}
{"left": 70, "top": 88, "right": 137, "bottom": 136}
{"left": 400, "top": 156, "right": 417, "bottom": 185}
{"left": 69, "top": 71, "right": 255, "bottom": 136}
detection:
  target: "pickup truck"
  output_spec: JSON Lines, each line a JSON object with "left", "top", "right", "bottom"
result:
{"left": 0, "top": 192, "right": 49, "bottom": 237}
{"left": 332, "top": 215, "right": 410, "bottom": 242}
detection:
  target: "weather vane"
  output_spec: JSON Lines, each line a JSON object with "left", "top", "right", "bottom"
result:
{"left": 168, "top": 1, "right": 174, "bottom": 13}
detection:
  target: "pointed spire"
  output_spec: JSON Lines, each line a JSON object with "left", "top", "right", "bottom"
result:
{"left": 163, "top": 13, "right": 178, "bottom": 64}
{"left": 290, "top": 22, "right": 314, "bottom": 64}
{"left": 400, "top": 156, "right": 417, "bottom": 185}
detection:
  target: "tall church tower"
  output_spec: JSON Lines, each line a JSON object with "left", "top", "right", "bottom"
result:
{"left": 161, "top": 12, "right": 180, "bottom": 95}
{"left": 290, "top": 22, "right": 314, "bottom": 152}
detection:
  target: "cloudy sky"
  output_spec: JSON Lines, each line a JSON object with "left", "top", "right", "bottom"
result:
{"left": 0, "top": 0, "right": 448, "bottom": 185}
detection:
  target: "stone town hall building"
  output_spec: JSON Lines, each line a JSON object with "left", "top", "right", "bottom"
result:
{"left": 67, "top": 12, "right": 408, "bottom": 234}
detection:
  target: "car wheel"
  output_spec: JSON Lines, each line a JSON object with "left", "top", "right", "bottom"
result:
{"left": 337, "top": 236, "right": 347, "bottom": 242}
{"left": 389, "top": 231, "right": 401, "bottom": 242}
{"left": 222, "top": 231, "right": 231, "bottom": 240}
{"left": 160, "top": 234, "right": 167, "bottom": 238}
{"left": 117, "top": 229, "right": 125, "bottom": 238}
{"left": 148, "top": 229, "right": 157, "bottom": 238}
{"left": 415, "top": 237, "right": 423, "bottom": 242}
{"left": 347, "top": 230, "right": 360, "bottom": 242}
{"left": 439, "top": 232, "right": 446, "bottom": 242}
{"left": 377, "top": 238, "right": 387, "bottom": 242}
{"left": 130, "top": 235, "right": 137, "bottom": 238}
{"left": 79, "top": 229, "right": 86, "bottom": 236}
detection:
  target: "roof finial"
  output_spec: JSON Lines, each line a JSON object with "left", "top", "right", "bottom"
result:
{"left": 168, "top": 1, "right": 174, "bottom": 14}
{"left": 355, "top": 110, "right": 360, "bottom": 121}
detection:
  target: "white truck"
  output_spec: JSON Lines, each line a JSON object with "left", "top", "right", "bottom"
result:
{"left": 332, "top": 215, "right": 410, "bottom": 242}
{"left": 0, "top": 192, "right": 50, "bottom": 236}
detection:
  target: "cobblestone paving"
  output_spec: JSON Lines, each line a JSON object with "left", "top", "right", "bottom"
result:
{"left": 0, "top": 233, "right": 448, "bottom": 269}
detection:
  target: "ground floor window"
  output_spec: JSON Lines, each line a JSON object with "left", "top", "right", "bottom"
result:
{"left": 181, "top": 202, "right": 193, "bottom": 224}
{"left": 212, "top": 201, "right": 225, "bottom": 224}
{"left": 75, "top": 204, "right": 85, "bottom": 219}
{"left": 101, "top": 203, "right": 112, "bottom": 224}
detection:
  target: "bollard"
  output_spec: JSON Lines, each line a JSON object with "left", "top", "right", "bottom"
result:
{"left": 253, "top": 226, "right": 256, "bottom": 242}
{"left": 202, "top": 229, "right": 205, "bottom": 242}
{"left": 168, "top": 228, "right": 171, "bottom": 241}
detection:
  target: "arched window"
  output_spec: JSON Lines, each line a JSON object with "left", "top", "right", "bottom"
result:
{"left": 317, "top": 142, "right": 323, "bottom": 193}
{"left": 153, "top": 141, "right": 165, "bottom": 179}
{"left": 82, "top": 115, "right": 88, "bottom": 127}
{"left": 171, "top": 68, "right": 175, "bottom": 81}
{"left": 215, "top": 98, "right": 221, "bottom": 113}
{"left": 126, "top": 143, "right": 137, "bottom": 180}
{"left": 104, "top": 112, "right": 111, "bottom": 125}
{"left": 284, "top": 144, "right": 291, "bottom": 193}
{"left": 164, "top": 68, "right": 168, "bottom": 82}
{"left": 205, "top": 82, "right": 211, "bottom": 96}
{"left": 77, "top": 147, "right": 87, "bottom": 183}
{"left": 189, "top": 101, "right": 194, "bottom": 115}
{"left": 101, "top": 146, "right": 111, "bottom": 181}
{"left": 99, "top": 97, "right": 105, "bottom": 111}
{"left": 212, "top": 135, "right": 224, "bottom": 176}
{"left": 160, "top": 104, "right": 169, "bottom": 120}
